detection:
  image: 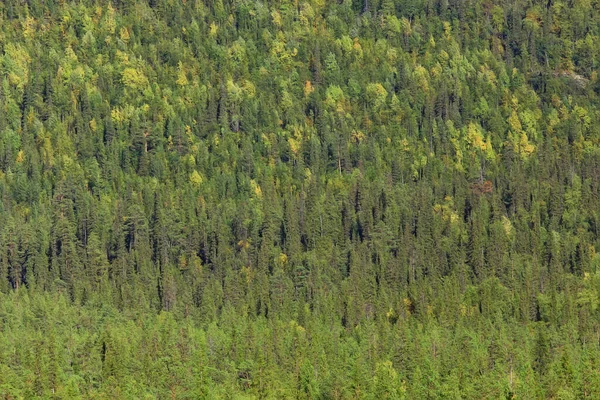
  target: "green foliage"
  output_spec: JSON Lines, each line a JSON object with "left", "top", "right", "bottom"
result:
{"left": 0, "top": 0, "right": 599, "bottom": 397}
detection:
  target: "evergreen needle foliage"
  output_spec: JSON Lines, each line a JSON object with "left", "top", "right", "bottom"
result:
{"left": 1, "top": 0, "right": 600, "bottom": 398}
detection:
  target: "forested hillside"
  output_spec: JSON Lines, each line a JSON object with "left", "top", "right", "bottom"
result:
{"left": 1, "top": 0, "right": 600, "bottom": 397}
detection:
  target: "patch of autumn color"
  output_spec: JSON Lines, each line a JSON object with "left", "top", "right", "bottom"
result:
{"left": 471, "top": 180, "right": 493, "bottom": 195}
{"left": 304, "top": 80, "right": 314, "bottom": 97}
{"left": 122, "top": 67, "right": 148, "bottom": 88}
{"left": 178, "top": 254, "right": 188, "bottom": 270}
{"left": 111, "top": 108, "right": 123, "bottom": 123}
{"left": 386, "top": 308, "right": 396, "bottom": 320}
{"left": 189, "top": 170, "right": 203, "bottom": 186}
{"left": 467, "top": 122, "right": 487, "bottom": 151}
{"left": 241, "top": 266, "right": 254, "bottom": 284}
{"left": 271, "top": 10, "right": 282, "bottom": 26}
{"left": 22, "top": 17, "right": 36, "bottom": 39}
{"left": 508, "top": 110, "right": 522, "bottom": 132}
{"left": 433, "top": 196, "right": 459, "bottom": 223}
{"left": 176, "top": 62, "right": 188, "bottom": 86}
{"left": 237, "top": 239, "right": 250, "bottom": 250}
{"left": 278, "top": 253, "right": 288, "bottom": 266}
{"left": 288, "top": 137, "right": 301, "bottom": 155}
{"left": 366, "top": 83, "right": 388, "bottom": 108}
{"left": 250, "top": 179, "right": 262, "bottom": 198}
{"left": 351, "top": 130, "right": 365, "bottom": 143}
{"left": 413, "top": 65, "right": 430, "bottom": 92}
{"left": 119, "top": 27, "right": 130, "bottom": 43}
{"left": 519, "top": 133, "right": 535, "bottom": 156}
{"left": 524, "top": 8, "right": 542, "bottom": 30}
{"left": 508, "top": 109, "right": 536, "bottom": 158}
{"left": 443, "top": 21, "right": 451, "bottom": 38}
{"left": 209, "top": 22, "right": 218, "bottom": 37}
{"left": 4, "top": 43, "right": 31, "bottom": 90}
{"left": 242, "top": 80, "right": 256, "bottom": 97}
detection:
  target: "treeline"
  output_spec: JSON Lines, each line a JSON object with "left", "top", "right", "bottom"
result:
{"left": 1, "top": 0, "right": 600, "bottom": 398}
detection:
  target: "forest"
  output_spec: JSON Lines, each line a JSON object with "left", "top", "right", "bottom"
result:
{"left": 1, "top": 0, "right": 600, "bottom": 398}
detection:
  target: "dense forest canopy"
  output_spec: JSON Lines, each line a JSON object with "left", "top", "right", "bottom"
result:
{"left": 1, "top": 0, "right": 600, "bottom": 398}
